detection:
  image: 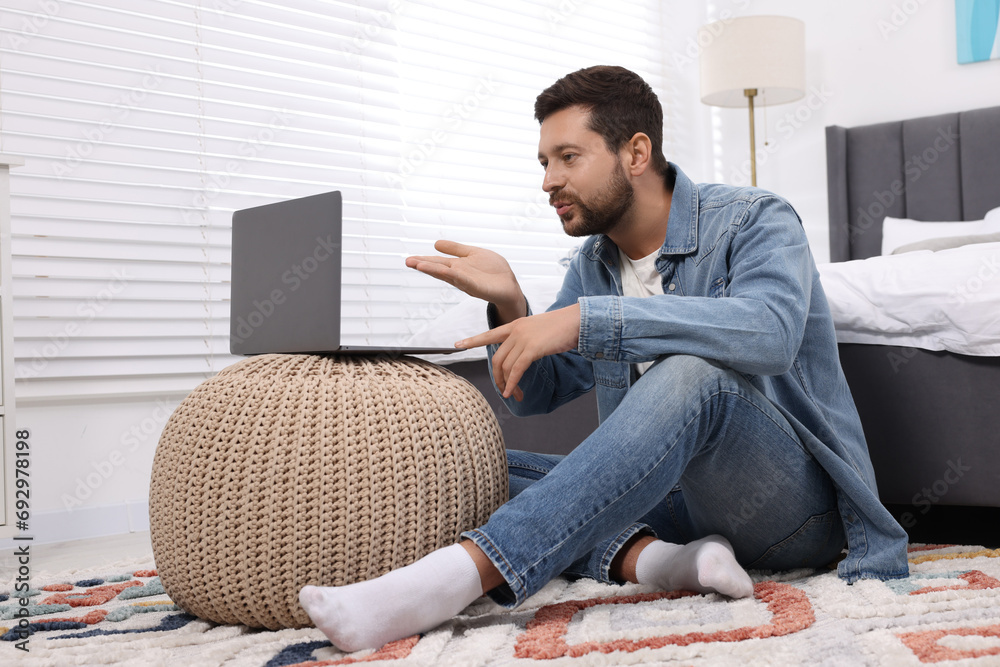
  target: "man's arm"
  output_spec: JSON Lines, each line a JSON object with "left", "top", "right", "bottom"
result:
{"left": 407, "top": 240, "right": 594, "bottom": 410}
{"left": 578, "top": 195, "right": 813, "bottom": 376}
{"left": 465, "top": 256, "right": 596, "bottom": 414}
{"left": 458, "top": 195, "right": 814, "bottom": 396}
{"left": 405, "top": 240, "right": 563, "bottom": 402}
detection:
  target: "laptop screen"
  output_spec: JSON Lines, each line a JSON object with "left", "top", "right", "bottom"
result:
{"left": 230, "top": 191, "right": 343, "bottom": 355}
{"left": 230, "top": 191, "right": 461, "bottom": 356}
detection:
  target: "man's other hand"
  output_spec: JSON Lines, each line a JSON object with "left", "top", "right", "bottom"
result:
{"left": 405, "top": 240, "right": 526, "bottom": 324}
{"left": 455, "top": 303, "right": 581, "bottom": 401}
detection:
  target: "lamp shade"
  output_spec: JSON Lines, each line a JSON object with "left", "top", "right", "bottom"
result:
{"left": 699, "top": 15, "right": 805, "bottom": 108}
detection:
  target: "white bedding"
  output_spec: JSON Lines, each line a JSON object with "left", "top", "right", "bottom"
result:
{"left": 817, "top": 242, "right": 1000, "bottom": 356}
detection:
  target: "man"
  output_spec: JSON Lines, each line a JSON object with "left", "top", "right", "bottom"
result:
{"left": 299, "top": 65, "right": 909, "bottom": 652}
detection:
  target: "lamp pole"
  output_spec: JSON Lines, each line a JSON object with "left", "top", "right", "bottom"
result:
{"left": 744, "top": 88, "right": 757, "bottom": 187}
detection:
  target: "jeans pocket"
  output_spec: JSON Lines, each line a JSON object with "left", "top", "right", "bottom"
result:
{"left": 747, "top": 510, "right": 843, "bottom": 571}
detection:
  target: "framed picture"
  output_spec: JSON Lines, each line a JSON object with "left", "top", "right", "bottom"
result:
{"left": 956, "top": 0, "right": 1000, "bottom": 63}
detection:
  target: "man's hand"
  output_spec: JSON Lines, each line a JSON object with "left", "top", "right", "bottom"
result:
{"left": 405, "top": 240, "right": 526, "bottom": 324}
{"left": 456, "top": 303, "right": 581, "bottom": 401}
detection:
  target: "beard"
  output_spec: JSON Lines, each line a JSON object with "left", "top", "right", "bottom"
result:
{"left": 554, "top": 160, "right": 636, "bottom": 238}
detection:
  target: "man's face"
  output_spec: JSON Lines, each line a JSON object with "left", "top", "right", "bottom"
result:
{"left": 538, "top": 106, "right": 635, "bottom": 237}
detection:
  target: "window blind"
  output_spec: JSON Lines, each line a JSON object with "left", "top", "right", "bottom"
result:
{"left": 392, "top": 0, "right": 672, "bottom": 309}
{"left": 0, "top": 0, "right": 670, "bottom": 401}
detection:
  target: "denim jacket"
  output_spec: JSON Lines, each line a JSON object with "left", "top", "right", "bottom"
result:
{"left": 488, "top": 163, "right": 909, "bottom": 583}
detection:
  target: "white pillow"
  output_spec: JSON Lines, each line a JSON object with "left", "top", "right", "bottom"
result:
{"left": 880, "top": 216, "right": 1000, "bottom": 255}
{"left": 986, "top": 205, "right": 1000, "bottom": 222}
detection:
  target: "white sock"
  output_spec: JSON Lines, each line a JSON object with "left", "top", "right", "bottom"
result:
{"left": 634, "top": 535, "right": 754, "bottom": 599}
{"left": 298, "top": 543, "right": 484, "bottom": 653}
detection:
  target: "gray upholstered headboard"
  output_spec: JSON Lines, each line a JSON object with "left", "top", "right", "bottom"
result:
{"left": 826, "top": 105, "right": 1000, "bottom": 262}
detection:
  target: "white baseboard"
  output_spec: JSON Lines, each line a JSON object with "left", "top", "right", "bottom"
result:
{"left": 0, "top": 500, "right": 149, "bottom": 549}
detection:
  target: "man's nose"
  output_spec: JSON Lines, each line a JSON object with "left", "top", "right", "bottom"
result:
{"left": 543, "top": 167, "right": 563, "bottom": 193}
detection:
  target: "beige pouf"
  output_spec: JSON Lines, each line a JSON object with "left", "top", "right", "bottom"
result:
{"left": 149, "top": 353, "right": 508, "bottom": 630}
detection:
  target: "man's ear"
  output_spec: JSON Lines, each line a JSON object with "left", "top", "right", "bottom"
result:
{"left": 625, "top": 132, "right": 653, "bottom": 176}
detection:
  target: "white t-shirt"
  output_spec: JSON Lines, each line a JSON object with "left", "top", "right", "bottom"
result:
{"left": 617, "top": 246, "right": 663, "bottom": 376}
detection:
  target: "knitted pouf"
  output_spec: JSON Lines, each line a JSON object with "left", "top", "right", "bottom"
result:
{"left": 149, "top": 353, "right": 508, "bottom": 630}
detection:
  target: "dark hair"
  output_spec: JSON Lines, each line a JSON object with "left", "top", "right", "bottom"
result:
{"left": 534, "top": 65, "right": 669, "bottom": 178}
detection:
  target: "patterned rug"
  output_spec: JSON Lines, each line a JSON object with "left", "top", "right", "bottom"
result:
{"left": 3, "top": 544, "right": 1000, "bottom": 666}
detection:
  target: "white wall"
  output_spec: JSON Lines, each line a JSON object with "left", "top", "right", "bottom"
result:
{"left": 1, "top": 394, "right": 181, "bottom": 548}
{"left": 701, "top": 0, "right": 1000, "bottom": 262}
{"left": 6, "top": 0, "right": 1000, "bottom": 548}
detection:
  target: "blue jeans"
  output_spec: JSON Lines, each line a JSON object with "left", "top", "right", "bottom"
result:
{"left": 461, "top": 355, "right": 847, "bottom": 609}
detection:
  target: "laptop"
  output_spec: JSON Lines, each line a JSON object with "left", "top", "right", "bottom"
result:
{"left": 230, "top": 191, "right": 460, "bottom": 356}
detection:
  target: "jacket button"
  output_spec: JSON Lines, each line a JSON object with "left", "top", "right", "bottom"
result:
{"left": 668, "top": 283, "right": 676, "bottom": 291}
{"left": 595, "top": 352, "right": 604, "bottom": 359}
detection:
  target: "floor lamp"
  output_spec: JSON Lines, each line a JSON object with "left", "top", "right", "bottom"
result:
{"left": 699, "top": 16, "right": 806, "bottom": 187}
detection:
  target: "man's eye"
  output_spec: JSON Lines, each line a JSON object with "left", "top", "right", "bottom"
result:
{"left": 563, "top": 153, "right": 576, "bottom": 162}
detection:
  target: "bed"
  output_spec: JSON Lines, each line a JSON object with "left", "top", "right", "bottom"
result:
{"left": 825, "top": 104, "right": 1000, "bottom": 512}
